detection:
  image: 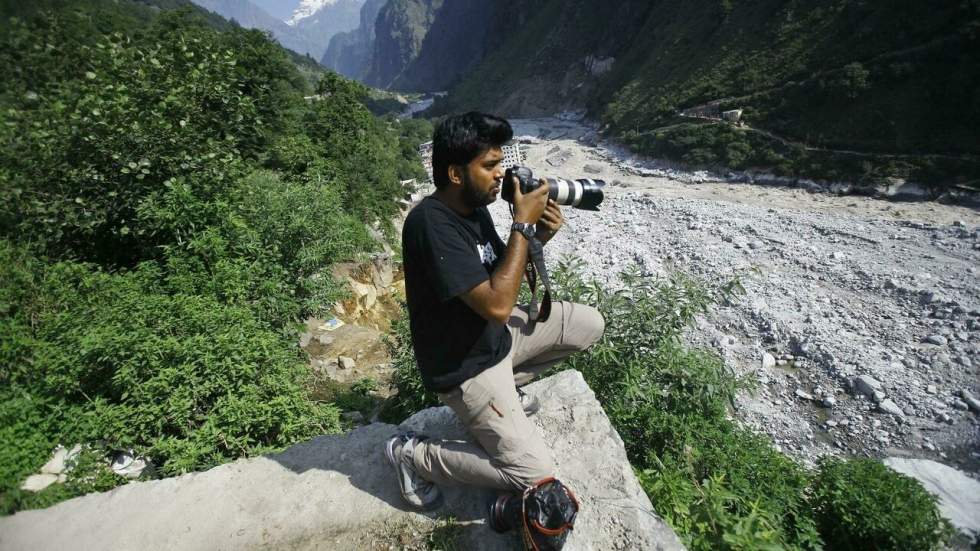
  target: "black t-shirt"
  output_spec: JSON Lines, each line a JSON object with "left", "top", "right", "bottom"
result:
{"left": 401, "top": 196, "right": 512, "bottom": 392}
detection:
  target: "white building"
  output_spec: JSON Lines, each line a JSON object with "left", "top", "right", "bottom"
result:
{"left": 417, "top": 141, "right": 525, "bottom": 184}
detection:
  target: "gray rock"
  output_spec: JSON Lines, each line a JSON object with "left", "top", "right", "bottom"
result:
{"left": 299, "top": 332, "right": 313, "bottom": 348}
{"left": 748, "top": 240, "right": 764, "bottom": 250}
{"left": 925, "top": 334, "right": 948, "bottom": 346}
{"left": 878, "top": 399, "right": 905, "bottom": 418}
{"left": 762, "top": 353, "right": 776, "bottom": 369}
{"left": 960, "top": 389, "right": 980, "bottom": 413}
{"left": 0, "top": 370, "right": 684, "bottom": 551}
{"left": 926, "top": 384, "right": 938, "bottom": 394}
{"left": 795, "top": 389, "right": 814, "bottom": 401}
{"left": 40, "top": 444, "right": 81, "bottom": 476}
{"left": 316, "top": 333, "right": 334, "bottom": 346}
{"left": 583, "top": 164, "right": 602, "bottom": 175}
{"left": 822, "top": 396, "right": 837, "bottom": 408}
{"left": 853, "top": 375, "right": 882, "bottom": 398}
{"left": 341, "top": 411, "right": 365, "bottom": 424}
{"left": 952, "top": 400, "right": 969, "bottom": 412}
{"left": 338, "top": 356, "right": 356, "bottom": 370}
{"left": 884, "top": 458, "right": 980, "bottom": 539}
{"left": 20, "top": 474, "right": 59, "bottom": 492}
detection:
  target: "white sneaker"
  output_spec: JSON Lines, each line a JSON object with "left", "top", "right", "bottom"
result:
{"left": 385, "top": 432, "right": 443, "bottom": 510}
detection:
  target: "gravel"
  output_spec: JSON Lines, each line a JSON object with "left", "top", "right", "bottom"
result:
{"left": 487, "top": 116, "right": 980, "bottom": 472}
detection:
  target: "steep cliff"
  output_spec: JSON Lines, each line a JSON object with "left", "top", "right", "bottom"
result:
{"left": 320, "top": 0, "right": 386, "bottom": 80}
{"left": 387, "top": 0, "right": 500, "bottom": 92}
{"left": 291, "top": 0, "right": 362, "bottom": 60}
{"left": 364, "top": 0, "right": 443, "bottom": 89}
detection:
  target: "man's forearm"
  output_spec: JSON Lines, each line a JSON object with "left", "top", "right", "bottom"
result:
{"left": 484, "top": 230, "right": 529, "bottom": 318}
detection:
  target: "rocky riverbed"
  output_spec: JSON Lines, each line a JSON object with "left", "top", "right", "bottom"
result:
{"left": 486, "top": 116, "right": 980, "bottom": 474}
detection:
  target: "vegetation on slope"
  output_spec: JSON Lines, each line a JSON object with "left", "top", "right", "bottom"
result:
{"left": 0, "top": 0, "right": 430, "bottom": 514}
{"left": 429, "top": 0, "right": 980, "bottom": 189}
{"left": 387, "top": 259, "right": 952, "bottom": 550}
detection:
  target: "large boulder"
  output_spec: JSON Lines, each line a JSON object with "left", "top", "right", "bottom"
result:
{"left": 0, "top": 370, "right": 683, "bottom": 550}
{"left": 883, "top": 457, "right": 980, "bottom": 540}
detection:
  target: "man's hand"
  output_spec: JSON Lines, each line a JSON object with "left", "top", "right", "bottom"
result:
{"left": 512, "top": 177, "right": 549, "bottom": 225}
{"left": 535, "top": 199, "right": 563, "bottom": 243}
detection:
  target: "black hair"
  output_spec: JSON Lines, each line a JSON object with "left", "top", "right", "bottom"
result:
{"left": 431, "top": 112, "right": 513, "bottom": 189}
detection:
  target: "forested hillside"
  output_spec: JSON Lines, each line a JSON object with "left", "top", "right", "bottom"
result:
{"left": 0, "top": 0, "right": 429, "bottom": 513}
{"left": 418, "top": 0, "right": 980, "bottom": 188}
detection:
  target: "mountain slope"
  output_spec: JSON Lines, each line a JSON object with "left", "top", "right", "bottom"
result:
{"left": 387, "top": 0, "right": 499, "bottom": 92}
{"left": 364, "top": 0, "right": 443, "bottom": 89}
{"left": 423, "top": 0, "right": 980, "bottom": 185}
{"left": 320, "top": 0, "right": 386, "bottom": 80}
{"left": 290, "top": 0, "right": 362, "bottom": 61}
{"left": 190, "top": 0, "right": 362, "bottom": 60}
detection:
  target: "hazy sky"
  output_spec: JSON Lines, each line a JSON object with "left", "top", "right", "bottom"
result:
{"left": 251, "top": 0, "right": 301, "bottom": 22}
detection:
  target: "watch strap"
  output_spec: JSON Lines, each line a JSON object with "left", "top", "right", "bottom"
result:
{"left": 511, "top": 222, "right": 535, "bottom": 239}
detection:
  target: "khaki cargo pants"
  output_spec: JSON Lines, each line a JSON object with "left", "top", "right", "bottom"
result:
{"left": 412, "top": 301, "right": 605, "bottom": 492}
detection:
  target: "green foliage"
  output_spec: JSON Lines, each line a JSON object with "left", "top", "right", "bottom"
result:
{"left": 550, "top": 259, "right": 820, "bottom": 550}
{"left": 812, "top": 459, "right": 951, "bottom": 551}
{"left": 437, "top": 0, "right": 980, "bottom": 186}
{"left": 0, "top": 0, "right": 426, "bottom": 514}
{"left": 0, "top": 241, "right": 341, "bottom": 508}
{"left": 625, "top": 121, "right": 980, "bottom": 190}
{"left": 0, "top": 9, "right": 305, "bottom": 264}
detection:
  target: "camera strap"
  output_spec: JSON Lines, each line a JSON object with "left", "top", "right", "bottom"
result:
{"left": 509, "top": 201, "right": 552, "bottom": 323}
{"left": 525, "top": 236, "right": 552, "bottom": 323}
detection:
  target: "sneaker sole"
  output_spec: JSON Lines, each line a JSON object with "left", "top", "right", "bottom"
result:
{"left": 384, "top": 436, "right": 400, "bottom": 468}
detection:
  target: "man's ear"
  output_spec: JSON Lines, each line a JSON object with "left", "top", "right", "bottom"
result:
{"left": 448, "top": 164, "right": 464, "bottom": 186}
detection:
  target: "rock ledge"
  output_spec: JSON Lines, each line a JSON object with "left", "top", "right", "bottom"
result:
{"left": 0, "top": 370, "right": 683, "bottom": 550}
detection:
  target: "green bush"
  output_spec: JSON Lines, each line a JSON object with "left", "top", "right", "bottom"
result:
{"left": 0, "top": 10, "right": 285, "bottom": 264}
{"left": 0, "top": 241, "right": 340, "bottom": 484}
{"left": 812, "top": 459, "right": 950, "bottom": 551}
{"left": 0, "top": 0, "right": 432, "bottom": 515}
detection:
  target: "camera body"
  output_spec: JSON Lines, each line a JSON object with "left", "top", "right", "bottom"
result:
{"left": 501, "top": 166, "right": 605, "bottom": 211}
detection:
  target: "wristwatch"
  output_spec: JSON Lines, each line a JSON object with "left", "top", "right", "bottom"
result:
{"left": 511, "top": 222, "right": 536, "bottom": 240}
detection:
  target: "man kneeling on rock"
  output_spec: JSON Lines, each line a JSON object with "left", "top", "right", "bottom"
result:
{"left": 386, "top": 111, "right": 605, "bottom": 511}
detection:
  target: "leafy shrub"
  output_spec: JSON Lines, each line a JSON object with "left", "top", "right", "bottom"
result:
{"left": 812, "top": 459, "right": 950, "bottom": 551}
{"left": 0, "top": 11, "right": 278, "bottom": 264}
{"left": 0, "top": 0, "right": 430, "bottom": 516}
{"left": 0, "top": 240, "right": 340, "bottom": 511}
{"left": 550, "top": 260, "right": 820, "bottom": 550}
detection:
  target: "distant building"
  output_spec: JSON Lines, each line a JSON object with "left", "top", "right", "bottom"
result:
{"left": 722, "top": 109, "right": 743, "bottom": 122}
{"left": 418, "top": 141, "right": 433, "bottom": 183}
{"left": 501, "top": 142, "right": 526, "bottom": 170}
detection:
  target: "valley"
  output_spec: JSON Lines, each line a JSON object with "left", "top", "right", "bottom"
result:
{"left": 485, "top": 116, "right": 980, "bottom": 473}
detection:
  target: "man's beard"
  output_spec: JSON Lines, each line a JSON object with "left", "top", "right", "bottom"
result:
{"left": 461, "top": 172, "right": 496, "bottom": 209}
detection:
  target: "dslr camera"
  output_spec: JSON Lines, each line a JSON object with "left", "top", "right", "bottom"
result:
{"left": 501, "top": 166, "right": 605, "bottom": 211}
